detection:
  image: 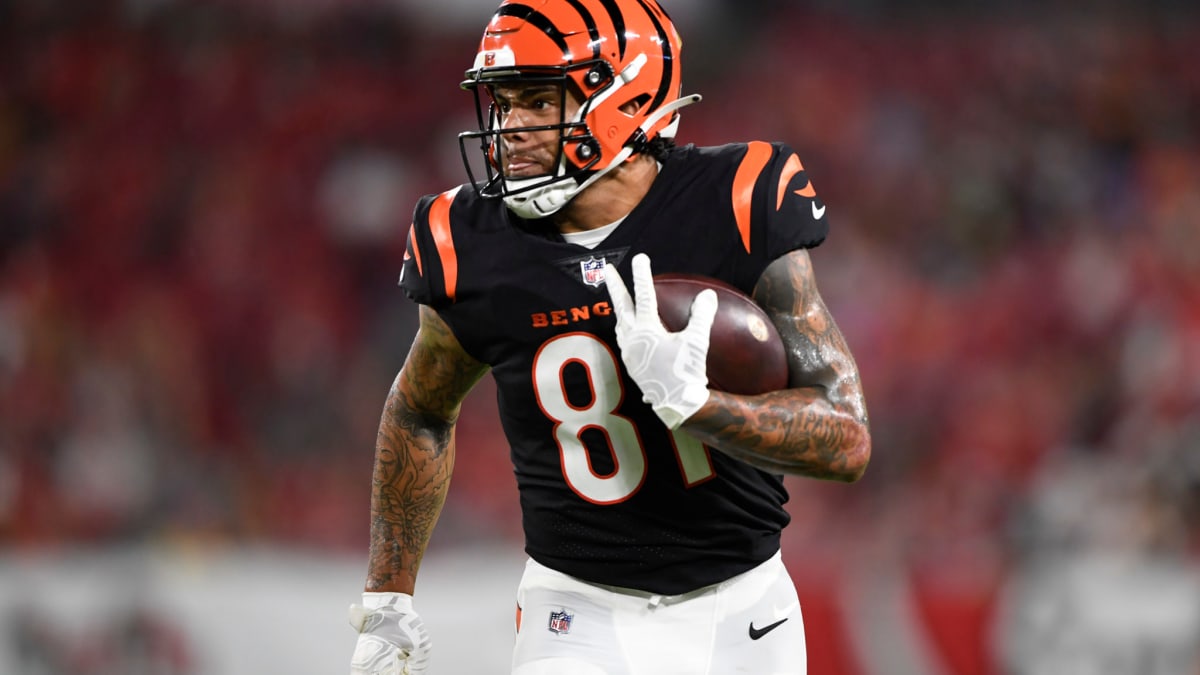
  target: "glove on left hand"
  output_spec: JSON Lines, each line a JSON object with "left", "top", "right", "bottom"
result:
{"left": 349, "top": 592, "right": 431, "bottom": 675}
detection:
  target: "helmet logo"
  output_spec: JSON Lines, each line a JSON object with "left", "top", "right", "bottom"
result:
{"left": 484, "top": 52, "right": 496, "bottom": 67}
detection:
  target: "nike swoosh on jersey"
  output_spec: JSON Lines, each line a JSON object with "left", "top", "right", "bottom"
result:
{"left": 748, "top": 617, "right": 789, "bottom": 640}
{"left": 811, "top": 203, "right": 826, "bottom": 219}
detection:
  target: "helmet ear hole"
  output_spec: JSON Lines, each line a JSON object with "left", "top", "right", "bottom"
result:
{"left": 620, "top": 93, "right": 651, "bottom": 117}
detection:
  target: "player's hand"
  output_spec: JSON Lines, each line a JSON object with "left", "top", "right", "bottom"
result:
{"left": 605, "top": 253, "right": 718, "bottom": 429}
{"left": 349, "top": 592, "right": 432, "bottom": 675}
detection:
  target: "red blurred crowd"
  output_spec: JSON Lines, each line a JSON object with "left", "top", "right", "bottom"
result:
{"left": 1, "top": 1, "right": 1198, "bottom": 672}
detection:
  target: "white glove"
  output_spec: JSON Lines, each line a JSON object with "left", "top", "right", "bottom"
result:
{"left": 605, "top": 253, "right": 718, "bottom": 429}
{"left": 349, "top": 592, "right": 432, "bottom": 675}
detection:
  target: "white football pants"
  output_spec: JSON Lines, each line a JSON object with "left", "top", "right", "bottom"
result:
{"left": 511, "top": 550, "right": 806, "bottom": 675}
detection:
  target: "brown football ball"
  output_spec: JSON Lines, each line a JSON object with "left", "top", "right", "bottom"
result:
{"left": 653, "top": 274, "right": 789, "bottom": 395}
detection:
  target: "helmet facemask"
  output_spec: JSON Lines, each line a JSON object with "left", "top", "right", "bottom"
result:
{"left": 459, "top": 62, "right": 612, "bottom": 219}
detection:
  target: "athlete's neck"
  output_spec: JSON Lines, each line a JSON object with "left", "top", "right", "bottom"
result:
{"left": 553, "top": 154, "right": 659, "bottom": 234}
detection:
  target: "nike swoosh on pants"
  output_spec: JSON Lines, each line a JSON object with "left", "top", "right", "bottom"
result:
{"left": 748, "top": 617, "right": 788, "bottom": 640}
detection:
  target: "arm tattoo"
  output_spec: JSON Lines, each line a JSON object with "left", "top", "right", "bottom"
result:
{"left": 365, "top": 307, "right": 488, "bottom": 593}
{"left": 685, "top": 250, "right": 871, "bottom": 481}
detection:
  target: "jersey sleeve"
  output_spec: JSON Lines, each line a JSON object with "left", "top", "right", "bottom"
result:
{"left": 748, "top": 141, "right": 830, "bottom": 258}
{"left": 398, "top": 188, "right": 460, "bottom": 310}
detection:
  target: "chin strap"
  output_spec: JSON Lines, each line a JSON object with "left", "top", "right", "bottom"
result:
{"left": 503, "top": 93, "right": 703, "bottom": 219}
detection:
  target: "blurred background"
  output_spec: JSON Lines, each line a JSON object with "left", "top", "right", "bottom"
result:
{"left": 1, "top": 0, "right": 1199, "bottom": 672}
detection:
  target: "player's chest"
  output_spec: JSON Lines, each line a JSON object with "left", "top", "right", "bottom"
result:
{"left": 449, "top": 210, "right": 740, "bottom": 354}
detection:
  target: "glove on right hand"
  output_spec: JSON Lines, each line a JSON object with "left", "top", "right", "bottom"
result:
{"left": 349, "top": 592, "right": 432, "bottom": 675}
{"left": 605, "top": 253, "right": 718, "bottom": 429}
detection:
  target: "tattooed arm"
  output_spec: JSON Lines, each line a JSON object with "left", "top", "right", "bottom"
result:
{"left": 365, "top": 305, "right": 490, "bottom": 595}
{"left": 682, "top": 249, "right": 871, "bottom": 481}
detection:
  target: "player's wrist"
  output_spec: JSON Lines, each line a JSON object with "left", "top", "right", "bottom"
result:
{"left": 652, "top": 386, "right": 710, "bottom": 429}
{"left": 361, "top": 591, "right": 414, "bottom": 612}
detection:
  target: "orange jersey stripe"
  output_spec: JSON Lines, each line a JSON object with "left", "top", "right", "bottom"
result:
{"left": 406, "top": 228, "right": 423, "bottom": 277}
{"left": 732, "top": 141, "right": 773, "bottom": 253}
{"left": 429, "top": 186, "right": 462, "bottom": 301}
{"left": 777, "top": 152, "right": 817, "bottom": 207}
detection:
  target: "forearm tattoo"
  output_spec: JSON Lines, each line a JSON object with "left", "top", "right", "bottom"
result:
{"left": 365, "top": 309, "right": 487, "bottom": 592}
{"left": 687, "top": 251, "right": 870, "bottom": 480}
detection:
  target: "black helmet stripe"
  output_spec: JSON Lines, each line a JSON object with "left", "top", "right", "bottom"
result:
{"left": 497, "top": 4, "right": 574, "bottom": 59}
{"left": 596, "top": 0, "right": 628, "bottom": 59}
{"left": 562, "top": 0, "right": 604, "bottom": 60}
{"left": 632, "top": 0, "right": 673, "bottom": 113}
{"left": 499, "top": 2, "right": 600, "bottom": 60}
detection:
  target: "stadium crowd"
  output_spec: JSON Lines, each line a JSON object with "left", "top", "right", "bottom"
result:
{"left": 1, "top": 1, "right": 1197, "bottom": 672}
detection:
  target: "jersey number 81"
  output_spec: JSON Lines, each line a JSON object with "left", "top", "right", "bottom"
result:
{"left": 533, "top": 333, "right": 715, "bottom": 504}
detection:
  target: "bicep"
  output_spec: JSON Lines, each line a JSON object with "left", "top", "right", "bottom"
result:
{"left": 397, "top": 305, "right": 490, "bottom": 422}
{"left": 753, "top": 250, "right": 866, "bottom": 415}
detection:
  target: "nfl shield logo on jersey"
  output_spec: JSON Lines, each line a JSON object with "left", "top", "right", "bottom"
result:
{"left": 547, "top": 608, "right": 574, "bottom": 635}
{"left": 579, "top": 257, "right": 607, "bottom": 287}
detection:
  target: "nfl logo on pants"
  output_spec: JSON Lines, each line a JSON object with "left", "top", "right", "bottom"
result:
{"left": 548, "top": 609, "right": 573, "bottom": 635}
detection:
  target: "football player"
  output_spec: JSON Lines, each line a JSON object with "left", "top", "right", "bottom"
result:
{"left": 349, "top": 1, "right": 871, "bottom": 673}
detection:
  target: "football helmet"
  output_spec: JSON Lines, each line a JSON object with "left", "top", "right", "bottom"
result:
{"left": 459, "top": 0, "right": 701, "bottom": 219}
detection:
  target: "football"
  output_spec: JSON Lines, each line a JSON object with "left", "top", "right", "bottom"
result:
{"left": 653, "top": 274, "right": 789, "bottom": 395}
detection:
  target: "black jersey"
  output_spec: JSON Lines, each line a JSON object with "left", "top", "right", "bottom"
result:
{"left": 399, "top": 141, "right": 828, "bottom": 595}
